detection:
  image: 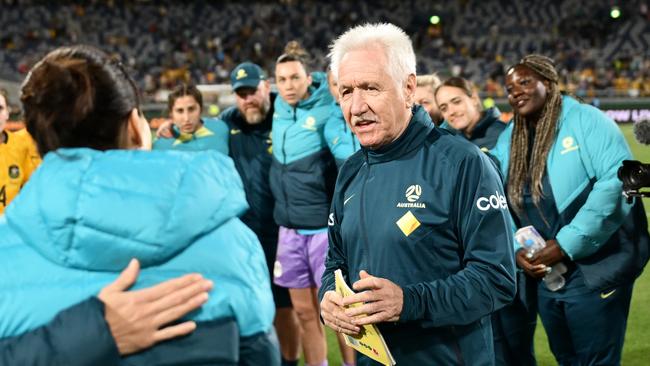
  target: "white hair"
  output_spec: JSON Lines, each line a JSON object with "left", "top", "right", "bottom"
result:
{"left": 329, "top": 23, "right": 416, "bottom": 86}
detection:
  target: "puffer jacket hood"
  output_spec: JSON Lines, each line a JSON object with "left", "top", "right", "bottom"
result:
{"left": 6, "top": 148, "right": 247, "bottom": 271}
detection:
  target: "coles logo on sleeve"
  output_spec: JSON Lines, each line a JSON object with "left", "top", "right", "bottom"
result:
{"left": 476, "top": 191, "right": 508, "bottom": 211}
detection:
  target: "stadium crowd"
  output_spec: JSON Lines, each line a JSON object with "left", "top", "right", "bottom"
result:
{"left": 1, "top": 0, "right": 650, "bottom": 99}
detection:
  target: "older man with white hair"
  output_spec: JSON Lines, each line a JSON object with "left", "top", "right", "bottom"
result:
{"left": 318, "top": 23, "right": 516, "bottom": 365}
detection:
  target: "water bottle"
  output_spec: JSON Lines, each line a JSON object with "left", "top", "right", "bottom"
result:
{"left": 517, "top": 227, "right": 545, "bottom": 258}
{"left": 543, "top": 261, "right": 567, "bottom": 291}
{"left": 522, "top": 238, "right": 544, "bottom": 257}
{"left": 515, "top": 226, "right": 566, "bottom": 291}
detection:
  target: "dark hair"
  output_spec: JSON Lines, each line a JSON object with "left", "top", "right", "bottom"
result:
{"left": 276, "top": 41, "right": 310, "bottom": 72}
{"left": 505, "top": 54, "right": 562, "bottom": 213}
{"left": 167, "top": 83, "right": 203, "bottom": 114}
{"left": 434, "top": 77, "right": 482, "bottom": 111}
{"left": 21, "top": 45, "right": 140, "bottom": 155}
{"left": 436, "top": 77, "right": 474, "bottom": 97}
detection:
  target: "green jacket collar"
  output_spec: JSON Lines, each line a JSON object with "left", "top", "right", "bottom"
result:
{"left": 364, "top": 106, "right": 434, "bottom": 164}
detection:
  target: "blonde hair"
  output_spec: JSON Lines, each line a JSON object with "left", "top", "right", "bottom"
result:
{"left": 416, "top": 73, "right": 442, "bottom": 93}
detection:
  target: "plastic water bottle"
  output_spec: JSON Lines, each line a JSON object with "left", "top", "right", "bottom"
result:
{"left": 515, "top": 226, "right": 566, "bottom": 291}
{"left": 522, "top": 238, "right": 544, "bottom": 257}
{"left": 543, "top": 261, "right": 567, "bottom": 291}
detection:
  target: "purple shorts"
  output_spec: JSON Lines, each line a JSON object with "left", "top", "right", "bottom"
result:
{"left": 273, "top": 227, "right": 329, "bottom": 289}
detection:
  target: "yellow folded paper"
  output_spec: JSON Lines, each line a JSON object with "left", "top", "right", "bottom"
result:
{"left": 334, "top": 269, "right": 396, "bottom": 366}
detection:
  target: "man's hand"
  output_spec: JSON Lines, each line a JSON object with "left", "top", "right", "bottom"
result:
{"left": 516, "top": 249, "right": 549, "bottom": 279}
{"left": 320, "top": 290, "right": 360, "bottom": 335}
{"left": 530, "top": 239, "right": 565, "bottom": 267}
{"left": 342, "top": 270, "right": 403, "bottom": 326}
{"left": 98, "top": 259, "right": 213, "bottom": 355}
{"left": 155, "top": 120, "right": 174, "bottom": 138}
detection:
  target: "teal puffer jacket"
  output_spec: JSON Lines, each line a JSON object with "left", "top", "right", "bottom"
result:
{"left": 0, "top": 148, "right": 274, "bottom": 339}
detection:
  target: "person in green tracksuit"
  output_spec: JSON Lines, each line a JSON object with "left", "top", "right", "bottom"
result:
{"left": 435, "top": 77, "right": 507, "bottom": 153}
{"left": 318, "top": 23, "right": 516, "bottom": 366}
{"left": 436, "top": 76, "right": 534, "bottom": 366}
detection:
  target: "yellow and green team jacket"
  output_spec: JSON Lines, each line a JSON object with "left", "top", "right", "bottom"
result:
{"left": 0, "top": 129, "right": 41, "bottom": 214}
{"left": 152, "top": 118, "right": 229, "bottom": 154}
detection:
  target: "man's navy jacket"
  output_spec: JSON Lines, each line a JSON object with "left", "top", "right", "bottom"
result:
{"left": 219, "top": 93, "right": 278, "bottom": 246}
{"left": 320, "top": 106, "right": 516, "bottom": 366}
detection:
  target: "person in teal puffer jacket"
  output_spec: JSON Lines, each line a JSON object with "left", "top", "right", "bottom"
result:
{"left": 493, "top": 54, "right": 650, "bottom": 366}
{"left": 270, "top": 41, "right": 354, "bottom": 366}
{"left": 0, "top": 45, "right": 278, "bottom": 365}
{"left": 153, "top": 83, "right": 229, "bottom": 154}
{"left": 324, "top": 68, "right": 360, "bottom": 168}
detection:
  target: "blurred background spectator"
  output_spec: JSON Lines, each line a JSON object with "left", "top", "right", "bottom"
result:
{"left": 0, "top": 0, "right": 648, "bottom": 103}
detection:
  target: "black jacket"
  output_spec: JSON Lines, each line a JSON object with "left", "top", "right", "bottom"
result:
{"left": 0, "top": 297, "right": 278, "bottom": 366}
{"left": 219, "top": 94, "right": 278, "bottom": 245}
{"left": 0, "top": 297, "right": 119, "bottom": 366}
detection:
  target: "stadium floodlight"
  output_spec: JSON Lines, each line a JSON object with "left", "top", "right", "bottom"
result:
{"left": 429, "top": 15, "right": 440, "bottom": 25}
{"left": 208, "top": 104, "right": 220, "bottom": 116}
{"left": 610, "top": 6, "right": 621, "bottom": 19}
{"left": 483, "top": 97, "right": 495, "bottom": 109}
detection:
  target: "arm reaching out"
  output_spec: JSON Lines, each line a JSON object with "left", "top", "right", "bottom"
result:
{"left": 0, "top": 258, "right": 212, "bottom": 365}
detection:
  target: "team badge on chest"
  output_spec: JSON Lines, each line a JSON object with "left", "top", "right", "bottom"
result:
{"left": 302, "top": 116, "right": 317, "bottom": 131}
{"left": 396, "top": 184, "right": 426, "bottom": 208}
{"left": 560, "top": 136, "right": 579, "bottom": 155}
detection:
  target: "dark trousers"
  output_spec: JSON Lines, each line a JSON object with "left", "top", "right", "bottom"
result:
{"left": 239, "top": 329, "right": 281, "bottom": 366}
{"left": 538, "top": 280, "right": 633, "bottom": 366}
{"left": 492, "top": 271, "right": 538, "bottom": 366}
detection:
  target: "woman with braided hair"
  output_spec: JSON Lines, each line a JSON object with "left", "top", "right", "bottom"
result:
{"left": 492, "top": 54, "right": 650, "bottom": 365}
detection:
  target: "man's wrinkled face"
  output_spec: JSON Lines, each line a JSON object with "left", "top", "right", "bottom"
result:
{"left": 338, "top": 45, "right": 415, "bottom": 150}
{"left": 235, "top": 81, "right": 271, "bottom": 124}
